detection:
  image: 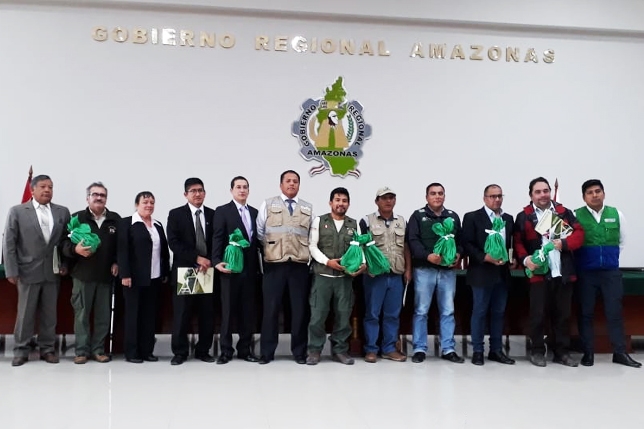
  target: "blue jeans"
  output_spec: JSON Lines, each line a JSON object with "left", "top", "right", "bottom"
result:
{"left": 412, "top": 267, "right": 456, "bottom": 354}
{"left": 470, "top": 281, "right": 508, "bottom": 353}
{"left": 363, "top": 273, "right": 403, "bottom": 354}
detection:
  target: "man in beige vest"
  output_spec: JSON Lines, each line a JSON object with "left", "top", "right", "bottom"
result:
{"left": 256, "top": 170, "right": 313, "bottom": 364}
{"left": 360, "top": 187, "right": 411, "bottom": 363}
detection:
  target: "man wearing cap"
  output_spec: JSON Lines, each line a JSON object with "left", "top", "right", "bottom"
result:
{"left": 359, "top": 187, "right": 411, "bottom": 363}
{"left": 407, "top": 183, "right": 465, "bottom": 364}
{"left": 574, "top": 179, "right": 641, "bottom": 368}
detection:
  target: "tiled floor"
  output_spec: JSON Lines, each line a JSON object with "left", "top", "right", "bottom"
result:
{"left": 1, "top": 335, "right": 643, "bottom": 429}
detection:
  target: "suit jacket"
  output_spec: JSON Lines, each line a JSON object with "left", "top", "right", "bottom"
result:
{"left": 462, "top": 207, "right": 514, "bottom": 286}
{"left": 117, "top": 216, "right": 170, "bottom": 288}
{"left": 166, "top": 204, "right": 215, "bottom": 272}
{"left": 211, "top": 200, "right": 259, "bottom": 275}
{"left": 2, "top": 201, "right": 71, "bottom": 283}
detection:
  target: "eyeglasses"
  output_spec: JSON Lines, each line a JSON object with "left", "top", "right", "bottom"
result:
{"left": 89, "top": 192, "right": 107, "bottom": 198}
{"left": 485, "top": 194, "right": 504, "bottom": 199}
{"left": 187, "top": 188, "right": 205, "bottom": 194}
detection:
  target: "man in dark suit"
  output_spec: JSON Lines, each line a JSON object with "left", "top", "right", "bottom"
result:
{"left": 212, "top": 176, "right": 260, "bottom": 364}
{"left": 2, "top": 174, "right": 71, "bottom": 366}
{"left": 167, "top": 178, "right": 216, "bottom": 365}
{"left": 462, "top": 184, "right": 515, "bottom": 366}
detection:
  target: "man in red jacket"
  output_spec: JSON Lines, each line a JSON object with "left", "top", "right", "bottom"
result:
{"left": 514, "top": 177, "right": 584, "bottom": 367}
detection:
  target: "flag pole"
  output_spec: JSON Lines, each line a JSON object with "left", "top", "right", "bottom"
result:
{"left": 553, "top": 178, "right": 559, "bottom": 202}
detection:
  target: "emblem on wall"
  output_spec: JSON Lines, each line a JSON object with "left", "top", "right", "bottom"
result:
{"left": 291, "top": 77, "right": 372, "bottom": 178}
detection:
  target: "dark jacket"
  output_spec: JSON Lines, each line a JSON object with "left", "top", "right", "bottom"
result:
{"left": 407, "top": 205, "right": 463, "bottom": 270}
{"left": 62, "top": 208, "right": 121, "bottom": 283}
{"left": 211, "top": 200, "right": 259, "bottom": 276}
{"left": 166, "top": 204, "right": 215, "bottom": 272}
{"left": 117, "top": 216, "right": 170, "bottom": 288}
{"left": 462, "top": 207, "right": 513, "bottom": 286}
{"left": 513, "top": 202, "right": 584, "bottom": 284}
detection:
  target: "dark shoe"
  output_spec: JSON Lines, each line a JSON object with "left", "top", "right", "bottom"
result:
{"left": 11, "top": 356, "right": 28, "bottom": 367}
{"left": 126, "top": 357, "right": 144, "bottom": 364}
{"left": 40, "top": 353, "right": 59, "bottom": 364}
{"left": 143, "top": 355, "right": 158, "bottom": 362}
{"left": 216, "top": 354, "right": 232, "bottom": 365}
{"left": 238, "top": 353, "right": 259, "bottom": 363}
{"left": 195, "top": 353, "right": 215, "bottom": 363}
{"left": 258, "top": 355, "right": 272, "bottom": 365}
{"left": 529, "top": 353, "right": 547, "bottom": 367}
{"left": 332, "top": 353, "right": 355, "bottom": 365}
{"left": 295, "top": 355, "right": 307, "bottom": 365}
{"left": 613, "top": 353, "right": 642, "bottom": 368}
{"left": 581, "top": 353, "right": 594, "bottom": 367}
{"left": 471, "top": 352, "right": 484, "bottom": 366}
{"left": 441, "top": 352, "right": 465, "bottom": 363}
{"left": 171, "top": 355, "right": 187, "bottom": 366}
{"left": 553, "top": 353, "right": 578, "bottom": 367}
{"left": 411, "top": 352, "right": 426, "bottom": 363}
{"left": 488, "top": 350, "right": 516, "bottom": 365}
{"left": 306, "top": 352, "right": 321, "bottom": 365}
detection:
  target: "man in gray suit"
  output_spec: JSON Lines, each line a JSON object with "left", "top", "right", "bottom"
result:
{"left": 2, "top": 174, "right": 71, "bottom": 366}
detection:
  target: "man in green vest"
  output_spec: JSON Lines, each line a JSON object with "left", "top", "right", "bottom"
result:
{"left": 306, "top": 187, "right": 365, "bottom": 365}
{"left": 575, "top": 179, "right": 641, "bottom": 368}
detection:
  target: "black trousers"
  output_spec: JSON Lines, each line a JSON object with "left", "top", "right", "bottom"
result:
{"left": 260, "top": 261, "right": 310, "bottom": 359}
{"left": 171, "top": 292, "right": 215, "bottom": 358}
{"left": 529, "top": 277, "right": 573, "bottom": 356}
{"left": 123, "top": 279, "right": 160, "bottom": 359}
{"left": 577, "top": 269, "right": 625, "bottom": 354}
{"left": 220, "top": 271, "right": 257, "bottom": 357}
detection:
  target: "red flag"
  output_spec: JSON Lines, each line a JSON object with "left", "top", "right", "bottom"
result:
{"left": 22, "top": 166, "right": 33, "bottom": 203}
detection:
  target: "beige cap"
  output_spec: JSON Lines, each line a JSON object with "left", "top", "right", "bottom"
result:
{"left": 375, "top": 186, "right": 396, "bottom": 198}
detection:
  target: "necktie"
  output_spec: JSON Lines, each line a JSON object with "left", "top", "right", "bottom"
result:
{"left": 194, "top": 209, "right": 207, "bottom": 256}
{"left": 39, "top": 205, "right": 51, "bottom": 243}
{"left": 240, "top": 206, "right": 252, "bottom": 239}
{"left": 286, "top": 199, "right": 295, "bottom": 216}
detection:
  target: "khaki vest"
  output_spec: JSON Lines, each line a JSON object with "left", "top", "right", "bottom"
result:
{"left": 367, "top": 212, "right": 406, "bottom": 274}
{"left": 313, "top": 214, "right": 358, "bottom": 276}
{"left": 263, "top": 196, "right": 312, "bottom": 263}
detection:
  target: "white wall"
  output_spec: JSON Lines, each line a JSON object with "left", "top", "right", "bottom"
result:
{"left": 1, "top": 1, "right": 643, "bottom": 265}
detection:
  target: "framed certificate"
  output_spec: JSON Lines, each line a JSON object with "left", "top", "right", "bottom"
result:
{"left": 176, "top": 267, "right": 214, "bottom": 295}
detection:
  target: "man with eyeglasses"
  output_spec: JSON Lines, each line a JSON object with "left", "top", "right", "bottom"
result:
{"left": 462, "top": 185, "right": 515, "bottom": 366}
{"left": 514, "top": 177, "right": 584, "bottom": 367}
{"left": 407, "top": 183, "right": 465, "bottom": 364}
{"left": 166, "top": 178, "right": 216, "bottom": 365}
{"left": 61, "top": 182, "right": 121, "bottom": 364}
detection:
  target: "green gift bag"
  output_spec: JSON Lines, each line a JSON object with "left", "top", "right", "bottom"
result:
{"left": 524, "top": 241, "right": 556, "bottom": 278}
{"left": 484, "top": 217, "right": 509, "bottom": 262}
{"left": 340, "top": 232, "right": 370, "bottom": 274}
{"left": 223, "top": 228, "right": 250, "bottom": 273}
{"left": 67, "top": 215, "right": 101, "bottom": 252}
{"left": 432, "top": 217, "right": 457, "bottom": 266}
{"left": 364, "top": 234, "right": 391, "bottom": 276}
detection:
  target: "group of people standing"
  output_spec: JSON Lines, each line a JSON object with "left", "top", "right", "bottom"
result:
{"left": 2, "top": 172, "right": 640, "bottom": 369}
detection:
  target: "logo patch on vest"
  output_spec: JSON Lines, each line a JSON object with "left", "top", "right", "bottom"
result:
{"left": 300, "top": 206, "right": 312, "bottom": 215}
{"left": 108, "top": 226, "right": 116, "bottom": 234}
{"left": 605, "top": 218, "right": 616, "bottom": 223}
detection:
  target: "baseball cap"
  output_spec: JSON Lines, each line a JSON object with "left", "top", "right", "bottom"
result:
{"left": 375, "top": 186, "right": 396, "bottom": 198}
